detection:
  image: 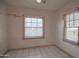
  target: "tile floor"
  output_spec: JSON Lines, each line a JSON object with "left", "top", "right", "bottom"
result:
{"left": 6, "top": 46, "right": 71, "bottom": 58}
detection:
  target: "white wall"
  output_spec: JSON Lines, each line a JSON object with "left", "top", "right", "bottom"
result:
{"left": 1, "top": 0, "right": 79, "bottom": 57}
{"left": 56, "top": 1, "right": 79, "bottom": 58}
{"left": 8, "top": 7, "right": 56, "bottom": 49}
{"left": 0, "top": 1, "right": 8, "bottom": 55}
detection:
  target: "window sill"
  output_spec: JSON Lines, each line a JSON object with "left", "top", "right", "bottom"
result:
{"left": 64, "top": 39, "right": 79, "bottom": 46}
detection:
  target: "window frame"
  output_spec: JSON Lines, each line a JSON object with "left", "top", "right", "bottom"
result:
{"left": 23, "top": 17, "right": 45, "bottom": 39}
{"left": 63, "top": 13, "right": 79, "bottom": 46}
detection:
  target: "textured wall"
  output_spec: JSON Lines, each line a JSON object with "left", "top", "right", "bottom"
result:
{"left": 56, "top": 1, "right": 79, "bottom": 58}
{"left": 0, "top": 2, "right": 8, "bottom": 55}
{"left": 8, "top": 7, "right": 56, "bottom": 49}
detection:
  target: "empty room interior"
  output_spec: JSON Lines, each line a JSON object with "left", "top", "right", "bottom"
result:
{"left": 0, "top": 0, "right": 79, "bottom": 58}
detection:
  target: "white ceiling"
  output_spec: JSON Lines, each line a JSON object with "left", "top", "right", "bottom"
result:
{"left": 4, "top": 0, "right": 72, "bottom": 11}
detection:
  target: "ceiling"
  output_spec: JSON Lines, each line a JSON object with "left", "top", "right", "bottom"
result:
{"left": 4, "top": 0, "right": 72, "bottom": 11}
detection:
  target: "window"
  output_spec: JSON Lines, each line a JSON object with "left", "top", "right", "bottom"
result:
{"left": 64, "top": 12, "right": 79, "bottom": 45}
{"left": 24, "top": 17, "right": 44, "bottom": 39}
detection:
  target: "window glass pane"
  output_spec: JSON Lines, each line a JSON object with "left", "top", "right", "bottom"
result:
{"left": 73, "top": 28, "right": 78, "bottom": 42}
{"left": 66, "top": 21, "right": 69, "bottom": 27}
{"left": 30, "top": 28, "right": 37, "bottom": 37}
{"left": 70, "top": 14, "right": 74, "bottom": 21}
{"left": 66, "top": 28, "right": 74, "bottom": 40}
{"left": 25, "top": 28, "right": 31, "bottom": 37}
{"left": 38, "top": 18, "right": 43, "bottom": 23}
{"left": 32, "top": 18, "right": 37, "bottom": 22}
{"left": 66, "top": 28, "right": 78, "bottom": 43}
{"left": 30, "top": 28, "right": 43, "bottom": 37}
{"left": 70, "top": 21, "right": 74, "bottom": 27}
{"left": 37, "top": 23, "right": 43, "bottom": 27}
{"left": 74, "top": 12, "right": 79, "bottom": 20}
{"left": 37, "top": 28, "right": 43, "bottom": 36}
{"left": 25, "top": 23, "right": 32, "bottom": 27}
{"left": 25, "top": 28, "right": 37, "bottom": 37}
{"left": 25, "top": 28, "right": 43, "bottom": 38}
{"left": 74, "top": 20, "right": 79, "bottom": 27}
{"left": 29, "top": 28, "right": 43, "bottom": 37}
{"left": 25, "top": 18, "right": 31, "bottom": 22}
{"left": 31, "top": 23, "right": 37, "bottom": 27}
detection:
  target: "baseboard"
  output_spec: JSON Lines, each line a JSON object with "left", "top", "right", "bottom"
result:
{"left": 5, "top": 44, "right": 75, "bottom": 58}
{"left": 55, "top": 45, "right": 75, "bottom": 58}
{"left": 0, "top": 50, "right": 9, "bottom": 58}
{"left": 8, "top": 44, "right": 56, "bottom": 51}
{"left": 3, "top": 50, "right": 9, "bottom": 55}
